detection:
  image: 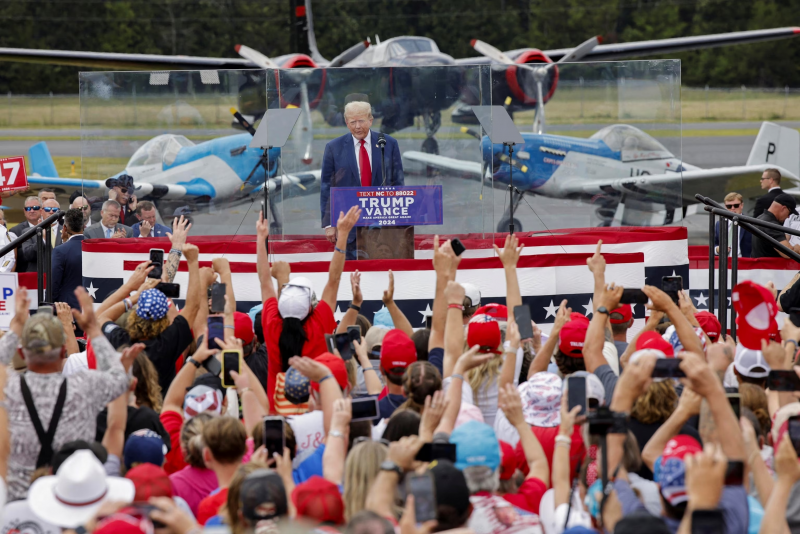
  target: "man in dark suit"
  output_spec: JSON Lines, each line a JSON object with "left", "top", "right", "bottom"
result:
{"left": 91, "top": 174, "right": 140, "bottom": 227}
{"left": 9, "top": 196, "right": 42, "bottom": 272}
{"left": 84, "top": 200, "right": 134, "bottom": 239}
{"left": 715, "top": 192, "right": 753, "bottom": 257}
{"left": 131, "top": 201, "right": 171, "bottom": 237}
{"left": 320, "top": 99, "right": 404, "bottom": 258}
{"left": 51, "top": 208, "right": 86, "bottom": 309}
{"left": 753, "top": 168, "right": 783, "bottom": 218}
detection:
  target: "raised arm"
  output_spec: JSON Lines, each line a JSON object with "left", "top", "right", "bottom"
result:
{"left": 288, "top": 356, "right": 344, "bottom": 436}
{"left": 642, "top": 388, "right": 701, "bottom": 471}
{"left": 336, "top": 271, "right": 362, "bottom": 334}
{"left": 354, "top": 338, "right": 383, "bottom": 395}
{"left": 98, "top": 277, "right": 160, "bottom": 325}
{"left": 528, "top": 300, "right": 570, "bottom": 379}
{"left": 94, "top": 260, "right": 152, "bottom": 320}
{"left": 585, "top": 285, "right": 623, "bottom": 373}
{"left": 177, "top": 244, "right": 202, "bottom": 327}
{"left": 321, "top": 206, "right": 361, "bottom": 310}
{"left": 435, "top": 346, "right": 493, "bottom": 436}
{"left": 443, "top": 281, "right": 466, "bottom": 379}
{"left": 323, "top": 399, "right": 351, "bottom": 484}
{"left": 213, "top": 258, "right": 236, "bottom": 312}
{"left": 554, "top": 400, "right": 582, "bottom": 507}
{"left": 164, "top": 216, "right": 191, "bottom": 283}
{"left": 161, "top": 334, "right": 217, "bottom": 415}
{"left": 759, "top": 437, "right": 800, "bottom": 534}
{"left": 428, "top": 235, "right": 455, "bottom": 354}
{"left": 191, "top": 267, "right": 216, "bottom": 339}
{"left": 103, "top": 385, "right": 130, "bottom": 459}
{"left": 495, "top": 233, "right": 524, "bottom": 314}
{"left": 366, "top": 436, "right": 425, "bottom": 520}
{"left": 256, "top": 211, "right": 276, "bottom": 303}
{"left": 382, "top": 271, "right": 414, "bottom": 337}
{"left": 55, "top": 302, "right": 80, "bottom": 356}
{"left": 499, "top": 383, "right": 548, "bottom": 485}
{"left": 643, "top": 285, "right": 704, "bottom": 356}
{"left": 271, "top": 261, "right": 291, "bottom": 302}
{"left": 498, "top": 321, "right": 521, "bottom": 391}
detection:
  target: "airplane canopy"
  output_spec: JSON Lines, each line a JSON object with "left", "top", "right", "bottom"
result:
{"left": 128, "top": 134, "right": 196, "bottom": 168}
{"left": 590, "top": 124, "right": 674, "bottom": 162}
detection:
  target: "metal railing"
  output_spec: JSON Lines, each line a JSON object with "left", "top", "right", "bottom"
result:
{"left": 0, "top": 211, "right": 64, "bottom": 303}
{"left": 696, "top": 194, "right": 800, "bottom": 340}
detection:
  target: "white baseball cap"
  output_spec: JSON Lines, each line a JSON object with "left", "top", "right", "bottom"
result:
{"left": 462, "top": 283, "right": 481, "bottom": 308}
{"left": 278, "top": 277, "right": 314, "bottom": 320}
{"left": 734, "top": 343, "right": 771, "bottom": 378}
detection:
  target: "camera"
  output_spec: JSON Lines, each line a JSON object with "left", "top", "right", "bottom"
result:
{"left": 587, "top": 406, "right": 628, "bottom": 436}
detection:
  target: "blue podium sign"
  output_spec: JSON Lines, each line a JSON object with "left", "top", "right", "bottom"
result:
{"left": 331, "top": 185, "right": 443, "bottom": 227}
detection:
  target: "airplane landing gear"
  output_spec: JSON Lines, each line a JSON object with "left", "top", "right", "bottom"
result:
{"left": 496, "top": 188, "right": 525, "bottom": 233}
{"left": 421, "top": 111, "right": 441, "bottom": 155}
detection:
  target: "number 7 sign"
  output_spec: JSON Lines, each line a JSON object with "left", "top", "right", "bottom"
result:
{"left": 0, "top": 156, "right": 28, "bottom": 193}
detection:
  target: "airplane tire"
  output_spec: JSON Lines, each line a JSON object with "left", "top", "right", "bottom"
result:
{"left": 421, "top": 137, "right": 439, "bottom": 155}
{"left": 496, "top": 217, "right": 522, "bottom": 233}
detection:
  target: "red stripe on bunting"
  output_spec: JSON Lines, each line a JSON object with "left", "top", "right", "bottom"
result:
{"left": 123, "top": 252, "right": 644, "bottom": 274}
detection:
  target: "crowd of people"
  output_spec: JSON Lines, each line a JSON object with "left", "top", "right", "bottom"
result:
{"left": 0, "top": 200, "right": 799, "bottom": 534}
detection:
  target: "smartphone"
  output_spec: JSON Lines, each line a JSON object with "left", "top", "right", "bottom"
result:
{"left": 652, "top": 358, "right": 686, "bottom": 378}
{"left": 789, "top": 416, "right": 800, "bottom": 456}
{"left": 727, "top": 393, "right": 741, "bottom": 419}
{"left": 325, "top": 333, "right": 335, "bottom": 354}
{"left": 207, "top": 316, "right": 224, "bottom": 351}
{"left": 415, "top": 442, "right": 457, "bottom": 463}
{"left": 513, "top": 305, "right": 534, "bottom": 340}
{"left": 148, "top": 249, "right": 164, "bottom": 279}
{"left": 406, "top": 473, "right": 437, "bottom": 523}
{"left": 348, "top": 325, "right": 362, "bottom": 353}
{"left": 133, "top": 504, "right": 166, "bottom": 528}
{"left": 767, "top": 370, "right": 800, "bottom": 391}
{"left": 724, "top": 460, "right": 744, "bottom": 486}
{"left": 335, "top": 332, "right": 353, "bottom": 361}
{"left": 691, "top": 509, "right": 725, "bottom": 534}
{"left": 202, "top": 354, "right": 221, "bottom": 377}
{"left": 662, "top": 276, "right": 683, "bottom": 305}
{"left": 791, "top": 308, "right": 800, "bottom": 328}
{"left": 567, "top": 376, "right": 587, "bottom": 416}
{"left": 620, "top": 288, "right": 649, "bottom": 305}
{"left": 155, "top": 282, "right": 180, "bottom": 299}
{"left": 351, "top": 396, "right": 380, "bottom": 422}
{"left": 425, "top": 314, "right": 433, "bottom": 329}
{"left": 263, "top": 416, "right": 286, "bottom": 460}
{"left": 451, "top": 238, "right": 466, "bottom": 257}
{"left": 221, "top": 349, "right": 242, "bottom": 388}
{"left": 210, "top": 283, "right": 226, "bottom": 314}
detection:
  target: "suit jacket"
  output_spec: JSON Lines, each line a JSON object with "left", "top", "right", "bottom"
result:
{"left": 320, "top": 130, "right": 404, "bottom": 227}
{"left": 753, "top": 188, "right": 783, "bottom": 218}
{"left": 131, "top": 222, "right": 171, "bottom": 238}
{"left": 84, "top": 223, "right": 134, "bottom": 239}
{"left": 9, "top": 221, "right": 33, "bottom": 272}
{"left": 714, "top": 220, "right": 753, "bottom": 258}
{"left": 51, "top": 235, "right": 84, "bottom": 309}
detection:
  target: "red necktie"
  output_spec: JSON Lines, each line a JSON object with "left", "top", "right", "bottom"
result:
{"left": 359, "top": 139, "right": 372, "bottom": 187}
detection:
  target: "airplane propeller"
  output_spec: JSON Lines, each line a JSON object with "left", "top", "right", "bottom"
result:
{"left": 471, "top": 36, "right": 602, "bottom": 134}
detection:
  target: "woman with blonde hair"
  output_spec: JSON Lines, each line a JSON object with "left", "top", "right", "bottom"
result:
{"left": 343, "top": 440, "right": 388, "bottom": 521}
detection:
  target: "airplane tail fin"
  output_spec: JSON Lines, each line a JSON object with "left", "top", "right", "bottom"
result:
{"left": 28, "top": 142, "right": 58, "bottom": 177}
{"left": 746, "top": 121, "right": 800, "bottom": 179}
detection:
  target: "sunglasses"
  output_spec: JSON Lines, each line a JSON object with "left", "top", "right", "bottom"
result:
{"left": 79, "top": 206, "right": 90, "bottom": 211}
{"left": 117, "top": 187, "right": 129, "bottom": 194}
{"left": 42, "top": 207, "right": 58, "bottom": 213}
{"left": 24, "top": 206, "right": 40, "bottom": 212}
{"left": 725, "top": 203, "right": 741, "bottom": 209}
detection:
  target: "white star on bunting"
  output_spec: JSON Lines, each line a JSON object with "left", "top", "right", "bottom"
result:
{"left": 543, "top": 300, "right": 559, "bottom": 320}
{"left": 582, "top": 298, "right": 593, "bottom": 317}
{"left": 419, "top": 304, "right": 433, "bottom": 325}
{"left": 694, "top": 293, "right": 708, "bottom": 308}
{"left": 86, "top": 282, "right": 98, "bottom": 299}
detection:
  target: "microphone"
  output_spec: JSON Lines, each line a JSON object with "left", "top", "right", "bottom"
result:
{"left": 377, "top": 133, "right": 386, "bottom": 148}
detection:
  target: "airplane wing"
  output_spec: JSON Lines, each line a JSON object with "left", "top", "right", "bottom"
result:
{"left": 456, "top": 27, "right": 800, "bottom": 65}
{"left": 403, "top": 152, "right": 484, "bottom": 178}
{"left": 0, "top": 48, "right": 256, "bottom": 70}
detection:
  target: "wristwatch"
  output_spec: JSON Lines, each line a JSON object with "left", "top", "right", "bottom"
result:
{"left": 380, "top": 460, "right": 404, "bottom": 478}
{"left": 187, "top": 357, "right": 202, "bottom": 368}
{"left": 595, "top": 306, "right": 610, "bottom": 315}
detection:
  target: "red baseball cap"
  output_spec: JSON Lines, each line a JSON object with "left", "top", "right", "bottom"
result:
{"left": 609, "top": 305, "right": 632, "bottom": 325}
{"left": 467, "top": 320, "right": 502, "bottom": 354}
{"left": 635, "top": 331, "right": 674, "bottom": 357}
{"left": 292, "top": 475, "right": 346, "bottom": 525}
{"left": 733, "top": 281, "right": 778, "bottom": 350}
{"left": 380, "top": 329, "right": 417, "bottom": 376}
{"left": 570, "top": 312, "right": 590, "bottom": 323}
{"left": 499, "top": 440, "right": 516, "bottom": 481}
{"left": 233, "top": 311, "right": 255, "bottom": 345}
{"left": 695, "top": 311, "right": 721, "bottom": 343}
{"left": 310, "top": 353, "right": 349, "bottom": 392}
{"left": 559, "top": 318, "right": 588, "bottom": 357}
{"left": 475, "top": 303, "right": 508, "bottom": 320}
{"left": 125, "top": 463, "right": 173, "bottom": 501}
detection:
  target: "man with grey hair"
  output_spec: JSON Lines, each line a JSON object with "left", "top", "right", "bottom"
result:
{"left": 0, "top": 287, "right": 138, "bottom": 500}
{"left": 319, "top": 98, "right": 404, "bottom": 258}
{"left": 10, "top": 196, "right": 42, "bottom": 272}
{"left": 83, "top": 199, "right": 133, "bottom": 239}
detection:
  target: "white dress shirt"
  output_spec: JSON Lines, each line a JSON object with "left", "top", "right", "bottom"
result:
{"left": 352, "top": 131, "right": 372, "bottom": 179}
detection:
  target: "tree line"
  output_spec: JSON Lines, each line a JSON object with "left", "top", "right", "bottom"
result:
{"left": 0, "top": 0, "right": 797, "bottom": 94}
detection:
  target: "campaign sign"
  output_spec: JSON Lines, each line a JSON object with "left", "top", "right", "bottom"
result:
{"left": 0, "top": 156, "right": 28, "bottom": 193}
{"left": 331, "top": 186, "right": 443, "bottom": 227}
{"left": 0, "top": 272, "right": 18, "bottom": 330}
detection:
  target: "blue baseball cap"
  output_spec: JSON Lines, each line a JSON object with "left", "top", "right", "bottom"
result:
{"left": 373, "top": 307, "right": 394, "bottom": 328}
{"left": 450, "top": 420, "right": 500, "bottom": 471}
{"left": 123, "top": 429, "right": 166, "bottom": 470}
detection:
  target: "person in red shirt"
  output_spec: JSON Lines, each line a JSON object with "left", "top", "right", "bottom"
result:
{"left": 195, "top": 416, "right": 248, "bottom": 525}
{"left": 256, "top": 206, "right": 361, "bottom": 413}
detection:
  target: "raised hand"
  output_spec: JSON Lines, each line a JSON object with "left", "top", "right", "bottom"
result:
{"left": 125, "top": 261, "right": 154, "bottom": 290}
{"left": 444, "top": 280, "right": 465, "bottom": 306}
{"left": 586, "top": 240, "right": 605, "bottom": 275}
{"left": 684, "top": 443, "right": 728, "bottom": 510}
{"left": 288, "top": 355, "right": 332, "bottom": 383}
{"left": 337, "top": 206, "right": 362, "bottom": 235}
{"left": 679, "top": 351, "right": 723, "bottom": 399}
{"left": 383, "top": 270, "right": 396, "bottom": 305}
{"left": 351, "top": 270, "right": 363, "bottom": 306}
{"left": 256, "top": 209, "right": 270, "bottom": 239}
{"left": 598, "top": 284, "right": 624, "bottom": 313}
{"left": 181, "top": 243, "right": 199, "bottom": 263}
{"left": 10, "top": 287, "right": 30, "bottom": 336}
{"left": 642, "top": 285, "right": 678, "bottom": 313}
{"left": 168, "top": 215, "right": 192, "bottom": 247}
{"left": 54, "top": 302, "right": 73, "bottom": 328}
{"left": 212, "top": 257, "right": 231, "bottom": 275}
{"left": 453, "top": 345, "right": 495, "bottom": 375}
{"left": 494, "top": 233, "right": 524, "bottom": 268}
{"left": 432, "top": 235, "right": 452, "bottom": 275}
{"left": 120, "top": 343, "right": 146, "bottom": 372}
{"left": 498, "top": 383, "right": 525, "bottom": 426}
{"left": 72, "top": 286, "right": 100, "bottom": 335}
{"left": 139, "top": 219, "right": 152, "bottom": 237}
{"left": 419, "top": 390, "right": 449, "bottom": 439}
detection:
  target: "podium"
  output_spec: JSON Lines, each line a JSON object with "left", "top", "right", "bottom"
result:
{"left": 330, "top": 185, "right": 443, "bottom": 260}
